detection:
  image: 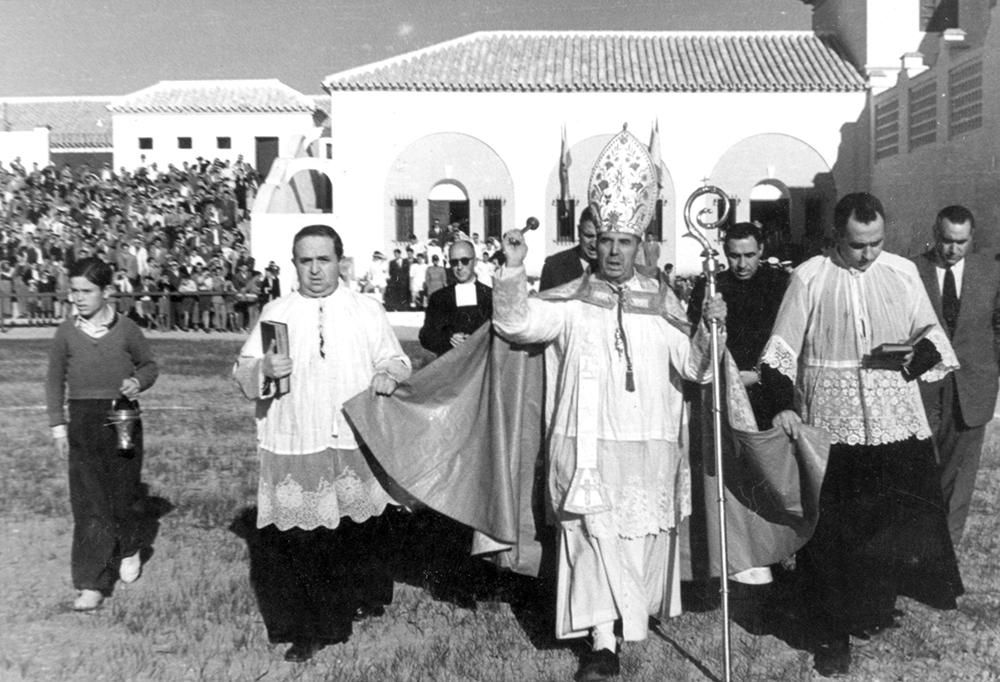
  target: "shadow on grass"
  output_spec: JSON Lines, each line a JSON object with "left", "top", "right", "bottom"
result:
{"left": 129, "top": 485, "right": 175, "bottom": 593}
{"left": 228, "top": 505, "right": 571, "bottom": 654}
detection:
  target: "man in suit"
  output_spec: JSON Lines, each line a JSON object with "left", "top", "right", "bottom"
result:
{"left": 538, "top": 207, "right": 598, "bottom": 291}
{"left": 419, "top": 240, "right": 492, "bottom": 356}
{"left": 914, "top": 205, "right": 1000, "bottom": 546}
{"left": 385, "top": 248, "right": 411, "bottom": 311}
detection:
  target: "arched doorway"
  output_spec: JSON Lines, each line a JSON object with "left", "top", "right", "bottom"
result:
{"left": 750, "top": 181, "right": 792, "bottom": 261}
{"left": 428, "top": 181, "right": 470, "bottom": 236}
{"left": 385, "top": 133, "right": 515, "bottom": 247}
{"left": 711, "top": 133, "right": 836, "bottom": 264}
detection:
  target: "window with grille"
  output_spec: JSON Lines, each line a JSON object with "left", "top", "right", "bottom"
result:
{"left": 217, "top": 137, "right": 231, "bottom": 149}
{"left": 908, "top": 79, "right": 938, "bottom": 151}
{"left": 138, "top": 137, "right": 153, "bottom": 150}
{"left": 482, "top": 198, "right": 503, "bottom": 240}
{"left": 949, "top": 58, "right": 983, "bottom": 138}
{"left": 874, "top": 98, "right": 900, "bottom": 161}
{"left": 394, "top": 198, "right": 414, "bottom": 242}
{"left": 178, "top": 137, "right": 192, "bottom": 149}
{"left": 556, "top": 199, "right": 576, "bottom": 242}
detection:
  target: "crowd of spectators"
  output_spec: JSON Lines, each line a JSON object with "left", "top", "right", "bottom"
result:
{"left": 0, "top": 154, "right": 272, "bottom": 332}
{"left": 358, "top": 222, "right": 507, "bottom": 312}
{"left": 0, "top": 159, "right": 716, "bottom": 332}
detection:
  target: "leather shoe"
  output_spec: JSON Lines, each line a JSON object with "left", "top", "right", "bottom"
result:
{"left": 575, "top": 648, "right": 620, "bottom": 681}
{"left": 813, "top": 636, "right": 850, "bottom": 677}
{"left": 284, "top": 641, "right": 319, "bottom": 663}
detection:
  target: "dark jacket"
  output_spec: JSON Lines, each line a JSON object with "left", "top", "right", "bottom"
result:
{"left": 539, "top": 246, "right": 590, "bottom": 291}
{"left": 914, "top": 251, "right": 1000, "bottom": 427}
{"left": 419, "top": 281, "right": 493, "bottom": 356}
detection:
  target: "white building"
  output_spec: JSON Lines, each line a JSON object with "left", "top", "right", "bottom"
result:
{"left": 0, "top": 96, "right": 114, "bottom": 169}
{"left": 108, "top": 79, "right": 323, "bottom": 177}
{"left": 270, "top": 30, "right": 868, "bottom": 277}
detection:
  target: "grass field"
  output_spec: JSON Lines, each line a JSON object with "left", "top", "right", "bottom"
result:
{"left": 1, "top": 334, "right": 999, "bottom": 681}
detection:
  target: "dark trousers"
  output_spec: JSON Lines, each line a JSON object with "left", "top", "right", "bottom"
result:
{"left": 926, "top": 375, "right": 986, "bottom": 545}
{"left": 247, "top": 515, "right": 395, "bottom": 645}
{"left": 68, "top": 400, "right": 145, "bottom": 593}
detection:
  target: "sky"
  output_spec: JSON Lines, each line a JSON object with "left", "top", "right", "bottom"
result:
{"left": 0, "top": 0, "right": 813, "bottom": 96}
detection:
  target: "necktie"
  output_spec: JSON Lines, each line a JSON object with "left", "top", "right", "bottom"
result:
{"left": 942, "top": 266, "right": 959, "bottom": 336}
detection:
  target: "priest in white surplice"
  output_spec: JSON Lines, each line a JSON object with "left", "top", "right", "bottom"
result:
{"left": 233, "top": 224, "right": 410, "bottom": 663}
{"left": 492, "top": 129, "right": 727, "bottom": 681}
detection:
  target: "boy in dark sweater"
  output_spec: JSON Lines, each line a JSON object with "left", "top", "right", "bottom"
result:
{"left": 46, "top": 257, "right": 158, "bottom": 611}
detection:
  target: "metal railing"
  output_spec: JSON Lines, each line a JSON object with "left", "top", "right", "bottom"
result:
{"left": 0, "top": 291, "right": 263, "bottom": 332}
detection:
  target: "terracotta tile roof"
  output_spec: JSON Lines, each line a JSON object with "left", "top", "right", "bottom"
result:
{"left": 0, "top": 98, "right": 113, "bottom": 149}
{"left": 108, "top": 79, "right": 317, "bottom": 114}
{"left": 324, "top": 31, "right": 865, "bottom": 93}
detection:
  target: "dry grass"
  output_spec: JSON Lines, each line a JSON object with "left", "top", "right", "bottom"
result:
{"left": 0, "top": 335, "right": 997, "bottom": 681}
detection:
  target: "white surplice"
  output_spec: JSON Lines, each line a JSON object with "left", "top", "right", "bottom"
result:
{"left": 760, "top": 250, "right": 958, "bottom": 446}
{"left": 234, "top": 287, "right": 411, "bottom": 530}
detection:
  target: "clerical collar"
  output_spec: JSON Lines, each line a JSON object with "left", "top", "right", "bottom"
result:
{"left": 455, "top": 280, "right": 478, "bottom": 307}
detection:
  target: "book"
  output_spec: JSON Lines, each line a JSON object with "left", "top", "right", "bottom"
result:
{"left": 260, "top": 320, "right": 290, "bottom": 396}
{"left": 871, "top": 324, "right": 934, "bottom": 357}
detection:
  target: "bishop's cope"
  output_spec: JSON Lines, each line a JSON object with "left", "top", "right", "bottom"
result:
{"left": 492, "top": 129, "right": 728, "bottom": 678}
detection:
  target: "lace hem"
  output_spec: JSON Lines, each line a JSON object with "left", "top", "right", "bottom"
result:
{"left": 257, "top": 468, "right": 395, "bottom": 531}
{"left": 805, "top": 367, "right": 930, "bottom": 445}
{"left": 576, "top": 460, "right": 691, "bottom": 540}
{"left": 760, "top": 335, "right": 797, "bottom": 383}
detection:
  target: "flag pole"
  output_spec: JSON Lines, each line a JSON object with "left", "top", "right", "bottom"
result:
{"left": 683, "top": 184, "right": 733, "bottom": 682}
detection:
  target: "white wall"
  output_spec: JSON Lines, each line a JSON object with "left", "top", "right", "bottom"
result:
{"left": 111, "top": 111, "right": 315, "bottom": 171}
{"left": 326, "top": 89, "right": 866, "bottom": 275}
{"left": 0, "top": 128, "right": 50, "bottom": 168}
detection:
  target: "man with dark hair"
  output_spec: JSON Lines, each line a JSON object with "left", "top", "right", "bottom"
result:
{"left": 913, "top": 205, "right": 1000, "bottom": 546}
{"left": 686, "top": 221, "right": 790, "bottom": 616}
{"left": 419, "top": 239, "right": 492, "bottom": 356}
{"left": 761, "top": 192, "right": 964, "bottom": 675}
{"left": 688, "top": 221, "right": 788, "bottom": 429}
{"left": 538, "top": 207, "right": 598, "bottom": 291}
{"left": 234, "top": 224, "right": 410, "bottom": 662}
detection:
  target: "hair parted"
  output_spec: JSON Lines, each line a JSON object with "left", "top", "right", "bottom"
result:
{"left": 292, "top": 224, "right": 344, "bottom": 259}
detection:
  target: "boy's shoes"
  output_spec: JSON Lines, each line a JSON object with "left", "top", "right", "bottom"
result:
{"left": 73, "top": 589, "right": 104, "bottom": 611}
{"left": 120, "top": 552, "right": 142, "bottom": 583}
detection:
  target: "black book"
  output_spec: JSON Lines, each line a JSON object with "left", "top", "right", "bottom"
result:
{"left": 260, "top": 320, "right": 290, "bottom": 396}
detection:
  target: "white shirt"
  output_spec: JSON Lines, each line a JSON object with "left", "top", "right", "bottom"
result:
{"left": 935, "top": 257, "right": 965, "bottom": 298}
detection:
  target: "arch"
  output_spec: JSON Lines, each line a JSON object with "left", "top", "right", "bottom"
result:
{"left": 750, "top": 179, "right": 792, "bottom": 259}
{"left": 429, "top": 181, "right": 468, "bottom": 201}
{"left": 385, "top": 132, "right": 515, "bottom": 246}
{"left": 259, "top": 156, "right": 336, "bottom": 214}
{"left": 711, "top": 133, "right": 836, "bottom": 263}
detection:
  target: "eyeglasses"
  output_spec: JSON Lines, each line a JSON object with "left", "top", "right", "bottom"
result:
{"left": 449, "top": 257, "right": 473, "bottom": 267}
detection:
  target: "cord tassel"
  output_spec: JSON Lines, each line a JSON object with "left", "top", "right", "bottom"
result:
{"left": 614, "top": 285, "right": 636, "bottom": 393}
